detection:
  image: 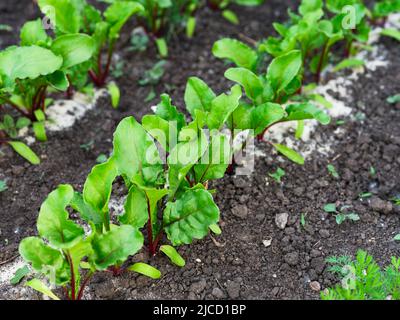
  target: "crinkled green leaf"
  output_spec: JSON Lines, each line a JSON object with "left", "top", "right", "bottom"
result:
{"left": 83, "top": 157, "right": 118, "bottom": 225}
{"left": 163, "top": 189, "right": 220, "bottom": 246}
{"left": 37, "top": 184, "right": 84, "bottom": 248}
{"left": 91, "top": 225, "right": 144, "bottom": 270}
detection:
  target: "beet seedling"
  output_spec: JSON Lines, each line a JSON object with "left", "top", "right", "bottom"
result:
{"left": 0, "top": 17, "right": 95, "bottom": 142}
{"left": 38, "top": 0, "right": 143, "bottom": 89}
{"left": 323, "top": 203, "right": 360, "bottom": 225}
{"left": 212, "top": 40, "right": 331, "bottom": 164}
{"left": 19, "top": 184, "right": 160, "bottom": 300}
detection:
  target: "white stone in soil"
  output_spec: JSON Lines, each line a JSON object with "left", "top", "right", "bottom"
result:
{"left": 45, "top": 89, "right": 107, "bottom": 132}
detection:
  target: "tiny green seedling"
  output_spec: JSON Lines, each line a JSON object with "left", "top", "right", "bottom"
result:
{"left": 391, "top": 196, "right": 400, "bottom": 206}
{"left": 0, "top": 180, "right": 7, "bottom": 192}
{"left": 10, "top": 265, "right": 30, "bottom": 285}
{"left": 129, "top": 32, "right": 149, "bottom": 52}
{"left": 139, "top": 60, "right": 167, "bottom": 86}
{"left": 387, "top": 94, "right": 400, "bottom": 104}
{"left": 359, "top": 192, "right": 372, "bottom": 199}
{"left": 300, "top": 213, "right": 306, "bottom": 228}
{"left": 323, "top": 203, "right": 360, "bottom": 225}
{"left": 96, "top": 154, "right": 108, "bottom": 164}
{"left": 268, "top": 167, "right": 285, "bottom": 183}
{"left": 394, "top": 234, "right": 400, "bottom": 241}
{"left": 325, "top": 254, "right": 352, "bottom": 277}
{"left": 327, "top": 164, "right": 339, "bottom": 179}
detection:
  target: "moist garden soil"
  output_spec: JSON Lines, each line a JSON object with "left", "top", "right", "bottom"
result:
{"left": 0, "top": 0, "right": 399, "bottom": 300}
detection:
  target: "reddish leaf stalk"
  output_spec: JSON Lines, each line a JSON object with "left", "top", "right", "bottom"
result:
{"left": 315, "top": 43, "right": 328, "bottom": 84}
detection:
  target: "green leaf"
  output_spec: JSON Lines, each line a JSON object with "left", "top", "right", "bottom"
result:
{"left": 284, "top": 103, "right": 331, "bottom": 125}
{"left": 83, "top": 157, "right": 118, "bottom": 225}
{"left": 91, "top": 225, "right": 144, "bottom": 270}
{"left": 155, "top": 37, "right": 168, "bottom": 57}
{"left": 333, "top": 58, "right": 364, "bottom": 72}
{"left": 186, "top": 16, "right": 196, "bottom": 38}
{"left": 107, "top": 82, "right": 120, "bottom": 108}
{"left": 184, "top": 77, "right": 216, "bottom": 117}
{"left": 160, "top": 245, "right": 185, "bottom": 267}
{"left": 273, "top": 144, "right": 304, "bottom": 165}
{"left": 163, "top": 189, "right": 220, "bottom": 246}
{"left": 207, "top": 85, "right": 242, "bottom": 130}
{"left": 212, "top": 38, "right": 258, "bottom": 71}
{"left": 8, "top": 141, "right": 40, "bottom": 165}
{"left": 119, "top": 185, "right": 148, "bottom": 229}
{"left": 268, "top": 167, "right": 285, "bottom": 183}
{"left": 222, "top": 10, "right": 239, "bottom": 25}
{"left": 112, "top": 117, "right": 162, "bottom": 185}
{"left": 37, "top": 184, "right": 84, "bottom": 248}
{"left": 250, "top": 102, "right": 286, "bottom": 135}
{"left": 51, "top": 34, "right": 95, "bottom": 69}
{"left": 154, "top": 94, "right": 185, "bottom": 130}
{"left": 327, "top": 164, "right": 339, "bottom": 178}
{"left": 47, "top": 70, "right": 69, "bottom": 91}
{"left": 26, "top": 279, "right": 60, "bottom": 300}
{"left": 387, "top": 94, "right": 400, "bottom": 104}
{"left": 381, "top": 28, "right": 400, "bottom": 42}
{"left": 38, "top": 0, "right": 80, "bottom": 34}
{"left": 10, "top": 265, "right": 30, "bottom": 285}
{"left": 0, "top": 46, "right": 62, "bottom": 80}
{"left": 20, "top": 19, "right": 48, "bottom": 46}
{"left": 70, "top": 192, "right": 103, "bottom": 230}
{"left": 128, "top": 262, "right": 161, "bottom": 279}
{"left": 394, "top": 234, "right": 400, "bottom": 241}
{"left": 33, "top": 121, "right": 47, "bottom": 142}
{"left": 104, "top": 1, "right": 144, "bottom": 42}
{"left": 0, "top": 180, "right": 7, "bottom": 192}
{"left": 267, "top": 50, "right": 302, "bottom": 94}
{"left": 209, "top": 223, "right": 222, "bottom": 235}
{"left": 324, "top": 203, "right": 337, "bottom": 213}
{"left": 194, "top": 132, "right": 232, "bottom": 183}
{"left": 19, "top": 237, "right": 69, "bottom": 285}
{"left": 142, "top": 115, "right": 171, "bottom": 151}
{"left": 225, "top": 68, "right": 263, "bottom": 102}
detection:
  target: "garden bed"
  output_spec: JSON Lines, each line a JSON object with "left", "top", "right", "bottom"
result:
{"left": 0, "top": 0, "right": 399, "bottom": 300}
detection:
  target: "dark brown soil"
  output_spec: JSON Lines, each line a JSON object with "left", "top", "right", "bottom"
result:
{"left": 1, "top": 0, "right": 399, "bottom": 300}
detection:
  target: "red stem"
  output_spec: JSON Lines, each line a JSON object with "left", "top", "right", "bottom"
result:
{"left": 77, "top": 273, "right": 93, "bottom": 300}
{"left": 66, "top": 253, "right": 76, "bottom": 300}
{"left": 315, "top": 43, "right": 327, "bottom": 84}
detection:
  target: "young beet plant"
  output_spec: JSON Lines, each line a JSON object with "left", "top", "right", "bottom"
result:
{"left": 259, "top": 0, "right": 347, "bottom": 84}
{"left": 38, "top": 0, "right": 143, "bottom": 91}
{"left": 19, "top": 184, "right": 160, "bottom": 300}
{"left": 0, "top": 19, "right": 95, "bottom": 161}
{"left": 212, "top": 38, "right": 331, "bottom": 164}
